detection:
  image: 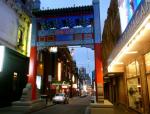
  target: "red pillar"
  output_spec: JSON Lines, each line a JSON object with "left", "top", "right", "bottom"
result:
{"left": 28, "top": 46, "right": 37, "bottom": 100}
{"left": 94, "top": 43, "right": 104, "bottom": 103}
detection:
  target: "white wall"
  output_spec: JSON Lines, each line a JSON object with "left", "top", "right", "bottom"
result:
{"left": 0, "top": 1, "right": 18, "bottom": 48}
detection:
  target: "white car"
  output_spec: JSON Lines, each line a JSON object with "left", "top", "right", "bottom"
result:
{"left": 52, "top": 93, "right": 69, "bottom": 104}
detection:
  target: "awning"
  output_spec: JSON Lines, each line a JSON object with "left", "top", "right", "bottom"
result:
{"left": 108, "top": 0, "right": 150, "bottom": 73}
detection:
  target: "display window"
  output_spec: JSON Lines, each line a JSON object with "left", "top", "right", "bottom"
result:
{"left": 127, "top": 78, "right": 143, "bottom": 111}
{"left": 126, "top": 61, "right": 143, "bottom": 112}
{"left": 145, "top": 52, "right": 150, "bottom": 73}
{"left": 127, "top": 61, "right": 140, "bottom": 78}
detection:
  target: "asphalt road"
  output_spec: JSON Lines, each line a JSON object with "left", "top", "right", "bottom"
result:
{"left": 31, "top": 96, "right": 91, "bottom": 114}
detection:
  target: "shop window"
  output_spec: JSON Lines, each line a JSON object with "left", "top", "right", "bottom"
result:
{"left": 136, "top": 61, "right": 140, "bottom": 75}
{"left": 17, "top": 26, "right": 24, "bottom": 51}
{"left": 127, "top": 78, "right": 143, "bottom": 112}
{"left": 145, "top": 52, "right": 150, "bottom": 73}
{"left": 127, "top": 61, "right": 139, "bottom": 78}
{"left": 126, "top": 60, "right": 143, "bottom": 112}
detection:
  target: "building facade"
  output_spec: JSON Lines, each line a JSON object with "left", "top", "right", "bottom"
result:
{"left": 103, "top": 0, "right": 150, "bottom": 114}
{"left": 37, "top": 47, "right": 79, "bottom": 98}
{"left": 0, "top": 0, "right": 35, "bottom": 107}
{"left": 102, "top": 0, "right": 122, "bottom": 103}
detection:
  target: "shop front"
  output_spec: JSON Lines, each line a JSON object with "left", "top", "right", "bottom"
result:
{"left": 144, "top": 52, "right": 150, "bottom": 109}
{"left": 108, "top": 0, "right": 150, "bottom": 113}
{"left": 126, "top": 61, "right": 143, "bottom": 112}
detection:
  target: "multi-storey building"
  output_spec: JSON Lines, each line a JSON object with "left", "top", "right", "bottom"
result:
{"left": 0, "top": 0, "right": 41, "bottom": 107}
{"left": 37, "top": 46, "right": 79, "bottom": 98}
{"left": 0, "top": 0, "right": 34, "bottom": 107}
{"left": 103, "top": 0, "right": 150, "bottom": 114}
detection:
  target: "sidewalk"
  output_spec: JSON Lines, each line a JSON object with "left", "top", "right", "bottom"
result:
{"left": 0, "top": 96, "right": 82, "bottom": 114}
{"left": 85, "top": 104, "right": 139, "bottom": 114}
{"left": 0, "top": 100, "right": 53, "bottom": 114}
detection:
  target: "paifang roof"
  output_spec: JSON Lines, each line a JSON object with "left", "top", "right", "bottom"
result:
{"left": 32, "top": 5, "right": 93, "bottom": 17}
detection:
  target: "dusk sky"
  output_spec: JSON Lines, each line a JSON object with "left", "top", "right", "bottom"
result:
{"left": 40, "top": 0, "right": 110, "bottom": 76}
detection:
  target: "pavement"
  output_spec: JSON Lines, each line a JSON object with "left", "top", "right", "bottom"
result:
{"left": 85, "top": 104, "right": 139, "bottom": 114}
{"left": 0, "top": 100, "right": 54, "bottom": 114}
{"left": 0, "top": 97, "right": 80, "bottom": 114}
{"left": 0, "top": 97, "right": 139, "bottom": 114}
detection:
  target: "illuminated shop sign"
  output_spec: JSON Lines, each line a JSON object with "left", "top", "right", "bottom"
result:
{"left": 118, "top": 0, "right": 142, "bottom": 32}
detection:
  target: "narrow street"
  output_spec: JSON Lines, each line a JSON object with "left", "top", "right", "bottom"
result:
{"left": 31, "top": 96, "right": 91, "bottom": 114}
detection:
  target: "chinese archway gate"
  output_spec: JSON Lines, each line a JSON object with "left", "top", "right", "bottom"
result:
{"left": 28, "top": 0, "right": 103, "bottom": 103}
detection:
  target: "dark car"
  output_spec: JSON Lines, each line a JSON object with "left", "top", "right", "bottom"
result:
{"left": 52, "top": 93, "right": 69, "bottom": 104}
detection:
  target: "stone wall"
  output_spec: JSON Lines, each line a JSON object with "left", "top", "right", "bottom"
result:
{"left": 102, "top": 0, "right": 121, "bottom": 74}
{"left": 0, "top": 1, "right": 18, "bottom": 49}
{"left": 102, "top": 0, "right": 126, "bottom": 108}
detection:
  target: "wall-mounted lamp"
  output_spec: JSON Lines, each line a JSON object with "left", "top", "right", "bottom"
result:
{"left": 58, "top": 62, "right": 61, "bottom": 81}
{"left": 49, "top": 47, "right": 57, "bottom": 53}
{"left": 72, "top": 75, "right": 75, "bottom": 83}
{"left": 0, "top": 46, "right": 5, "bottom": 72}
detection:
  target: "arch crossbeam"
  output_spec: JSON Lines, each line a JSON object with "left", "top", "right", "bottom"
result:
{"left": 33, "top": 6, "right": 94, "bottom": 47}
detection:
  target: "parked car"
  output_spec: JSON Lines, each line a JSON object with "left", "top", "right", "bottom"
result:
{"left": 52, "top": 93, "right": 69, "bottom": 104}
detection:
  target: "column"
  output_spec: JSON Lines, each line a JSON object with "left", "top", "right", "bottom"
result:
{"left": 93, "top": 0, "right": 104, "bottom": 103}
{"left": 28, "top": 18, "right": 37, "bottom": 100}
{"left": 94, "top": 44, "right": 104, "bottom": 103}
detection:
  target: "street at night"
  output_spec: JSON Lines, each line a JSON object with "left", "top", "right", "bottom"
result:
{"left": 31, "top": 96, "right": 91, "bottom": 114}
{"left": 0, "top": 0, "right": 150, "bottom": 114}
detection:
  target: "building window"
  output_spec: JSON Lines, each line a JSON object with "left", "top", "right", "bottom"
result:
{"left": 127, "top": 78, "right": 142, "bottom": 111}
{"left": 17, "top": 26, "right": 24, "bottom": 51}
{"left": 145, "top": 52, "right": 150, "bottom": 73}
{"left": 127, "top": 61, "right": 140, "bottom": 78}
{"left": 126, "top": 60, "right": 143, "bottom": 112}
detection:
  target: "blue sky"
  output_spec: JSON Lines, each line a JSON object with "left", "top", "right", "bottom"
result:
{"left": 40, "top": 0, "right": 110, "bottom": 76}
{"left": 41, "top": 0, "right": 92, "bottom": 9}
{"left": 69, "top": 46, "right": 95, "bottom": 75}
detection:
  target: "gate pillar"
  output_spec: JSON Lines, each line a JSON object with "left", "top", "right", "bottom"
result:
{"left": 28, "top": 18, "right": 37, "bottom": 100}
{"left": 94, "top": 43, "right": 104, "bottom": 103}
{"left": 93, "top": 0, "right": 104, "bottom": 103}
